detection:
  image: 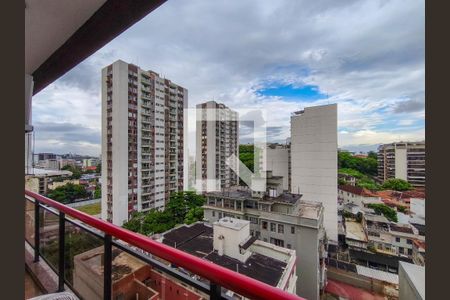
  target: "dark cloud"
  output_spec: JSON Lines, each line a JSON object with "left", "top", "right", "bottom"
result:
{"left": 34, "top": 122, "right": 100, "bottom": 145}
{"left": 57, "top": 50, "right": 116, "bottom": 93}
{"left": 393, "top": 100, "right": 424, "bottom": 113}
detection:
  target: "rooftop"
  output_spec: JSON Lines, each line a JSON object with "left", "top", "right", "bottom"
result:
{"left": 345, "top": 220, "right": 368, "bottom": 242}
{"left": 161, "top": 223, "right": 288, "bottom": 287}
{"left": 390, "top": 224, "right": 415, "bottom": 234}
{"left": 27, "top": 168, "right": 72, "bottom": 177}
{"left": 364, "top": 213, "right": 390, "bottom": 224}
{"left": 206, "top": 187, "right": 302, "bottom": 205}
{"left": 339, "top": 185, "right": 378, "bottom": 197}
{"left": 216, "top": 217, "right": 249, "bottom": 230}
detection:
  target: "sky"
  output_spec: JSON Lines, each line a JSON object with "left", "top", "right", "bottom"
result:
{"left": 32, "top": 0, "right": 425, "bottom": 156}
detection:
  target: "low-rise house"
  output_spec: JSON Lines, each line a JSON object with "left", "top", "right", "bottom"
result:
{"left": 25, "top": 168, "right": 72, "bottom": 195}
{"left": 362, "top": 213, "right": 396, "bottom": 256}
{"left": 338, "top": 185, "right": 382, "bottom": 208}
{"left": 159, "top": 218, "right": 298, "bottom": 299}
{"left": 338, "top": 173, "right": 356, "bottom": 186}
{"left": 344, "top": 218, "right": 368, "bottom": 250}
{"left": 412, "top": 240, "right": 426, "bottom": 266}
{"left": 390, "top": 224, "right": 422, "bottom": 258}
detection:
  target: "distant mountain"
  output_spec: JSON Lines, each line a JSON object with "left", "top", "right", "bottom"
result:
{"left": 340, "top": 144, "right": 380, "bottom": 154}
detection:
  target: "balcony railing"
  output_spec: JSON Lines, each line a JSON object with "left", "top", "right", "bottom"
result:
{"left": 25, "top": 190, "right": 303, "bottom": 300}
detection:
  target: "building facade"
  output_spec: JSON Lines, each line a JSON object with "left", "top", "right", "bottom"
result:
{"left": 260, "top": 143, "right": 290, "bottom": 191}
{"left": 101, "top": 60, "right": 187, "bottom": 225}
{"left": 202, "top": 172, "right": 327, "bottom": 300}
{"left": 377, "top": 141, "right": 425, "bottom": 187}
{"left": 290, "top": 104, "right": 338, "bottom": 241}
{"left": 195, "top": 101, "right": 239, "bottom": 192}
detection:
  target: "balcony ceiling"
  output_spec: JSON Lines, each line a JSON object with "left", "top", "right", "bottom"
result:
{"left": 25, "top": 0, "right": 167, "bottom": 95}
{"left": 25, "top": 0, "right": 107, "bottom": 75}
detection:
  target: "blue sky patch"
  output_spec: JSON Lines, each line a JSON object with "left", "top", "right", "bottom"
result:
{"left": 257, "top": 84, "right": 328, "bottom": 101}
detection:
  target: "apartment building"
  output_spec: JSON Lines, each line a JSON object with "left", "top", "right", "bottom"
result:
{"left": 82, "top": 158, "right": 99, "bottom": 168}
{"left": 202, "top": 172, "right": 326, "bottom": 300}
{"left": 101, "top": 60, "right": 187, "bottom": 225}
{"left": 195, "top": 101, "right": 239, "bottom": 192}
{"left": 290, "top": 104, "right": 338, "bottom": 241}
{"left": 160, "top": 218, "right": 298, "bottom": 298}
{"left": 377, "top": 141, "right": 425, "bottom": 187}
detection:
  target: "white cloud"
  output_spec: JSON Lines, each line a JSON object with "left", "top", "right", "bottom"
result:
{"left": 32, "top": 0, "right": 424, "bottom": 154}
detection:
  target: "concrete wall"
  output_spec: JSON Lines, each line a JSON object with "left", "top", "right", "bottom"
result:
{"left": 399, "top": 262, "right": 424, "bottom": 300}
{"left": 265, "top": 147, "right": 289, "bottom": 190}
{"left": 395, "top": 148, "right": 408, "bottom": 180}
{"left": 290, "top": 104, "right": 338, "bottom": 241}
{"left": 101, "top": 60, "right": 130, "bottom": 225}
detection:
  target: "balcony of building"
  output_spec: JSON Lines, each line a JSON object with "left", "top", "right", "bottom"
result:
{"left": 25, "top": 190, "right": 304, "bottom": 300}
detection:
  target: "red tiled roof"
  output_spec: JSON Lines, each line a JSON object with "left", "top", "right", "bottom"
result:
{"left": 339, "top": 185, "right": 378, "bottom": 197}
{"left": 413, "top": 240, "right": 426, "bottom": 250}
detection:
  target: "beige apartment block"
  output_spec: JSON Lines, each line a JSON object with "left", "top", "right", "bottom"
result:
{"left": 290, "top": 104, "right": 338, "bottom": 241}
{"left": 101, "top": 60, "right": 187, "bottom": 225}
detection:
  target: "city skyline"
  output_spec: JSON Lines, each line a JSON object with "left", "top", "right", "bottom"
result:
{"left": 32, "top": 0, "right": 424, "bottom": 156}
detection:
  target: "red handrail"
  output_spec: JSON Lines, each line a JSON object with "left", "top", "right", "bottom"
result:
{"left": 25, "top": 190, "right": 304, "bottom": 300}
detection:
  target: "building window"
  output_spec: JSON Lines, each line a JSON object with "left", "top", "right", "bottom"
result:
{"left": 263, "top": 238, "right": 267, "bottom": 242}
{"left": 399, "top": 247, "right": 404, "bottom": 254}
{"left": 408, "top": 248, "right": 413, "bottom": 256}
{"left": 287, "top": 244, "right": 291, "bottom": 249}
{"left": 396, "top": 237, "right": 401, "bottom": 243}
{"left": 291, "top": 226, "right": 295, "bottom": 234}
{"left": 262, "top": 221, "right": 268, "bottom": 230}
{"left": 249, "top": 217, "right": 258, "bottom": 224}
{"left": 236, "top": 201, "right": 242, "bottom": 210}
{"left": 407, "top": 239, "right": 412, "bottom": 245}
{"left": 218, "top": 212, "right": 222, "bottom": 219}
{"left": 270, "top": 223, "right": 276, "bottom": 232}
{"left": 278, "top": 224, "right": 284, "bottom": 234}
{"left": 212, "top": 211, "right": 215, "bottom": 217}
{"left": 256, "top": 231, "right": 260, "bottom": 237}
{"left": 270, "top": 238, "right": 284, "bottom": 247}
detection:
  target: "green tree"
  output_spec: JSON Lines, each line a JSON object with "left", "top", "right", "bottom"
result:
{"left": 61, "top": 165, "right": 82, "bottom": 179}
{"left": 123, "top": 191, "right": 206, "bottom": 235}
{"left": 94, "top": 186, "right": 101, "bottom": 199}
{"left": 368, "top": 203, "right": 398, "bottom": 222}
{"left": 96, "top": 163, "right": 101, "bottom": 174}
{"left": 381, "top": 179, "right": 412, "bottom": 191}
{"left": 367, "top": 151, "right": 378, "bottom": 160}
{"left": 338, "top": 151, "right": 377, "bottom": 176}
{"left": 47, "top": 183, "right": 89, "bottom": 203}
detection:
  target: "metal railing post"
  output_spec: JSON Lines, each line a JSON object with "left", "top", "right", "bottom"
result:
{"left": 34, "top": 200, "right": 40, "bottom": 262}
{"left": 58, "top": 212, "right": 66, "bottom": 292}
{"left": 104, "top": 234, "right": 112, "bottom": 300}
{"left": 210, "top": 282, "right": 222, "bottom": 300}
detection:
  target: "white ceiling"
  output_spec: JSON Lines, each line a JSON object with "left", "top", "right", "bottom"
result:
{"left": 25, "top": 0, "right": 107, "bottom": 74}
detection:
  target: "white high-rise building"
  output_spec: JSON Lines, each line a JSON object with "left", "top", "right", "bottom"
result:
{"left": 377, "top": 141, "right": 425, "bottom": 187}
{"left": 195, "top": 101, "right": 239, "bottom": 192}
{"left": 101, "top": 60, "right": 187, "bottom": 225}
{"left": 290, "top": 104, "right": 338, "bottom": 241}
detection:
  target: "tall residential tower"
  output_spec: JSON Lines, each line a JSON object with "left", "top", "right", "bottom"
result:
{"left": 290, "top": 104, "right": 338, "bottom": 241}
{"left": 196, "top": 101, "right": 239, "bottom": 192}
{"left": 101, "top": 60, "right": 187, "bottom": 225}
